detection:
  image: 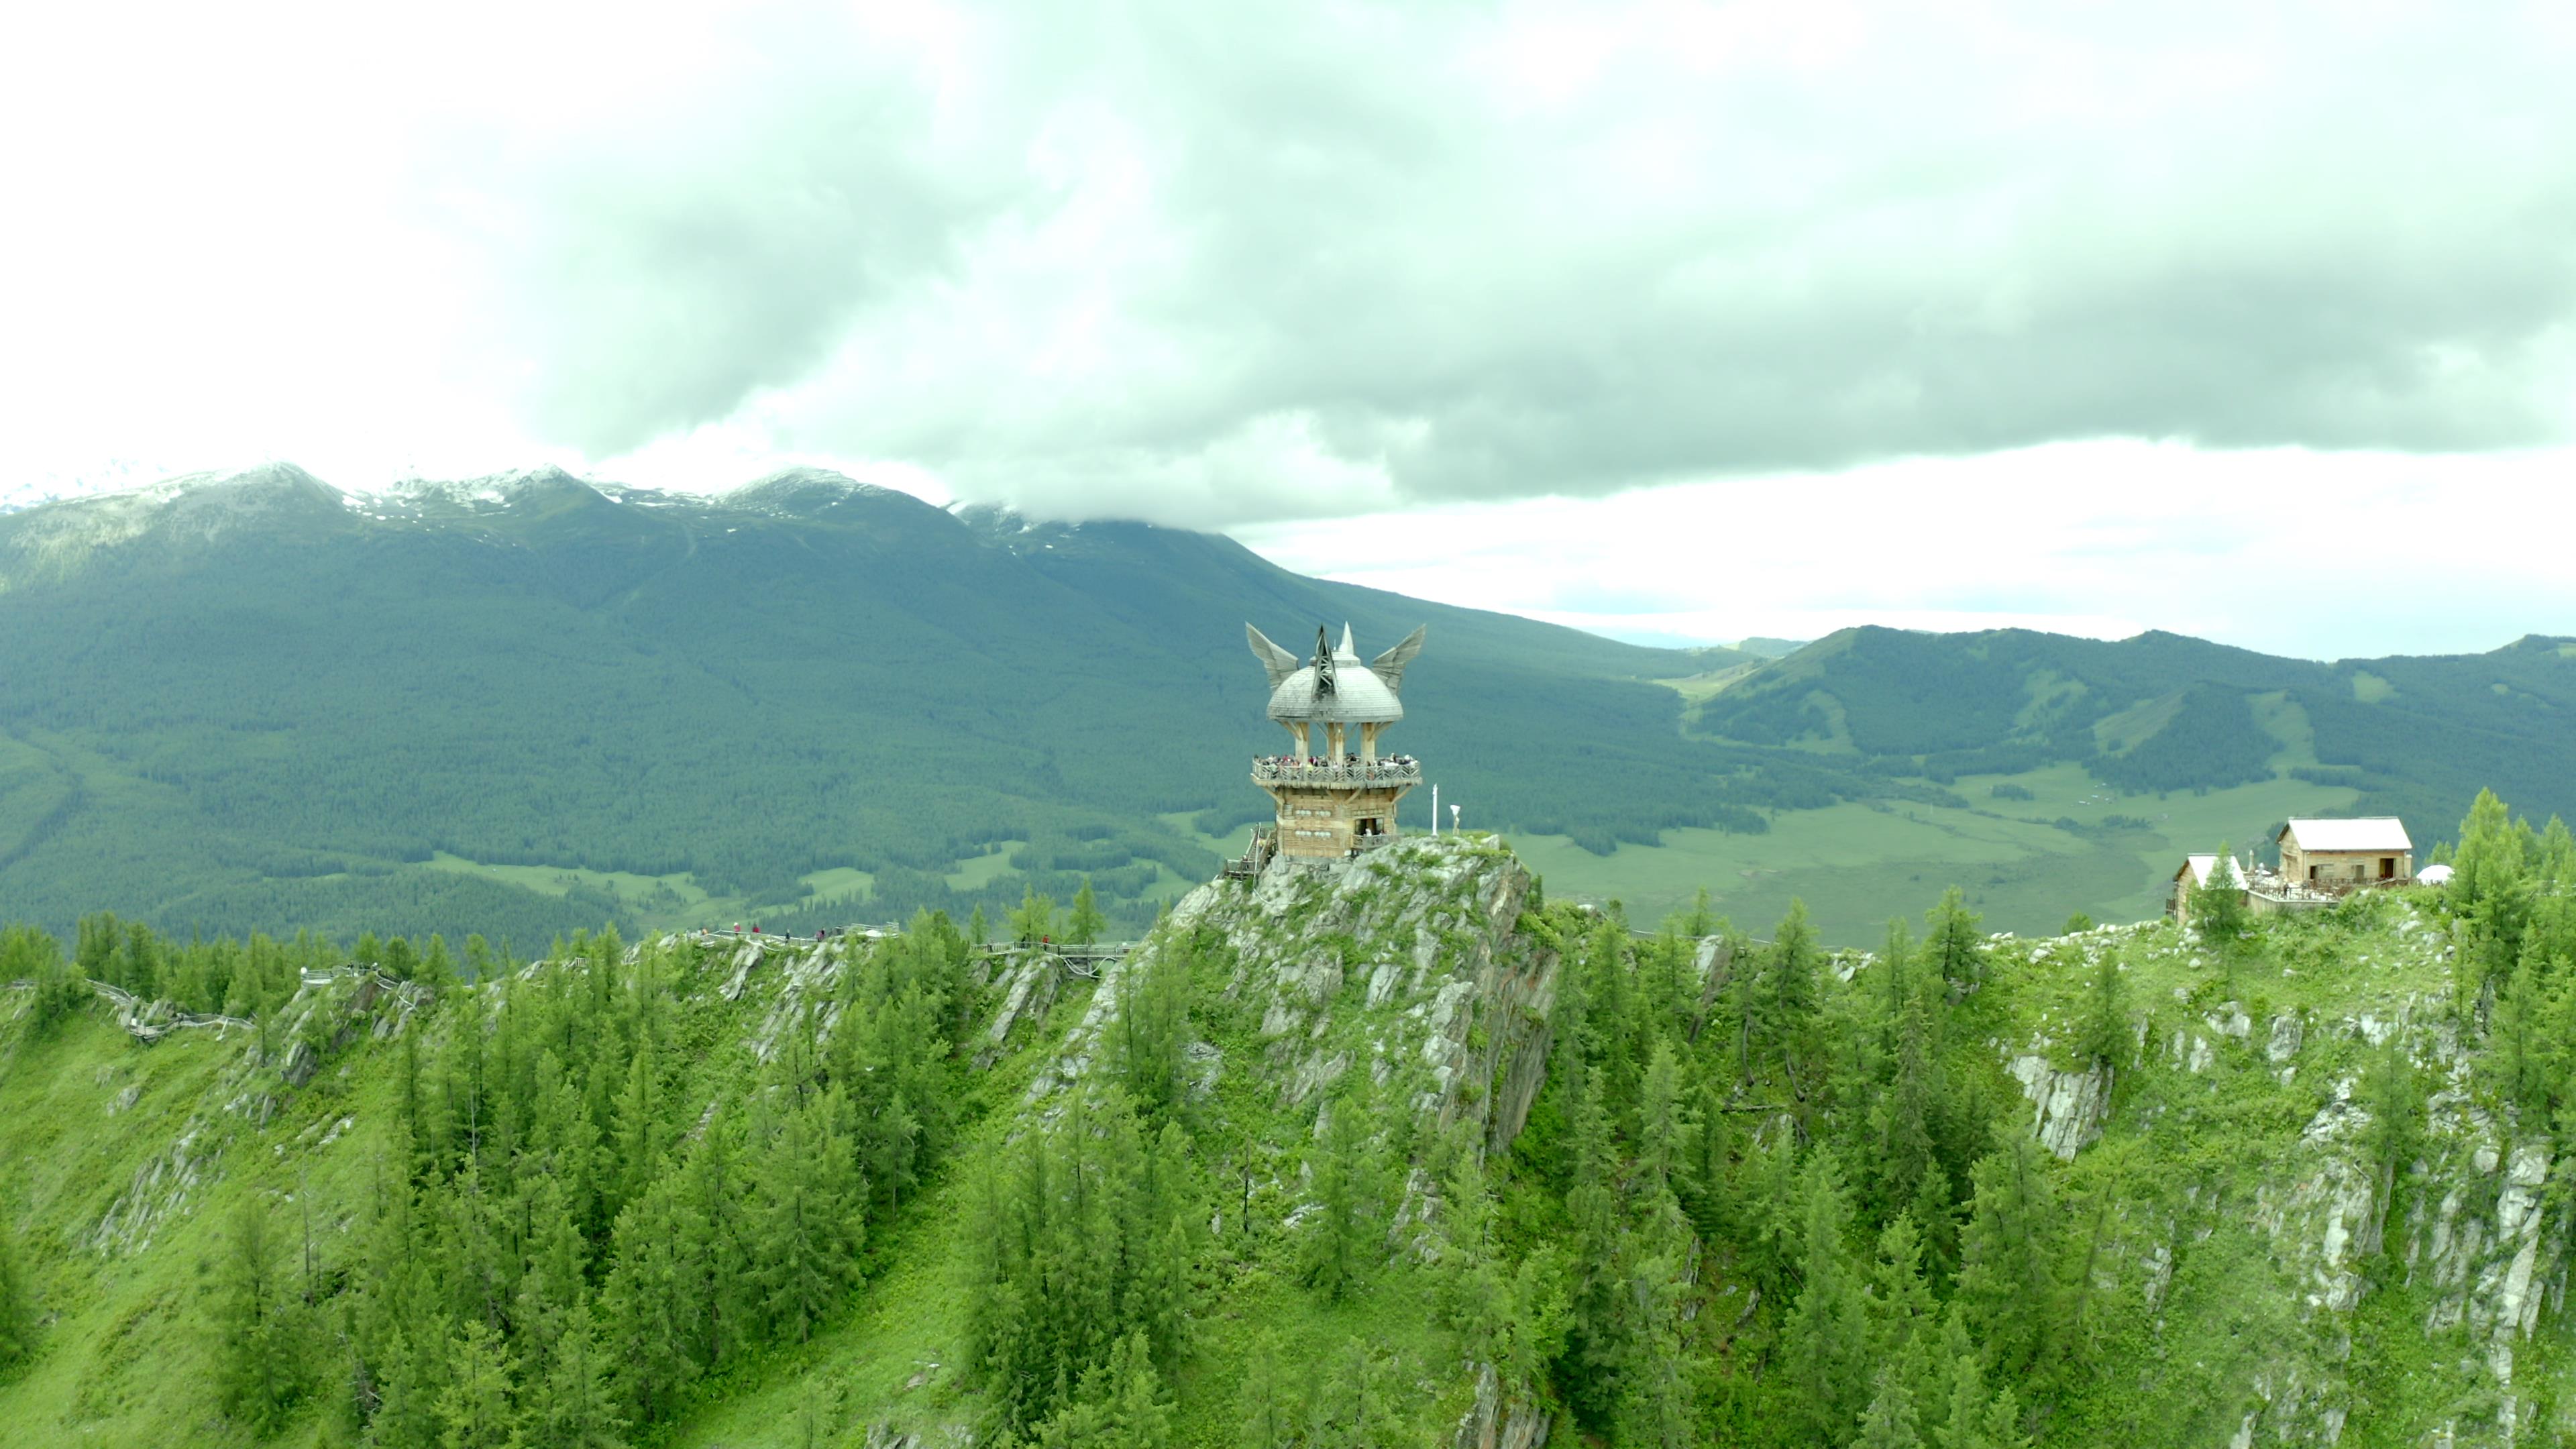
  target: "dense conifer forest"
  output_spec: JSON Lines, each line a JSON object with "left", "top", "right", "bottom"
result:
{"left": 7, "top": 788, "right": 2576, "bottom": 1444}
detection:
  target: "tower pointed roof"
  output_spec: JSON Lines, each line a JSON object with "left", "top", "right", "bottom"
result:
{"left": 1244, "top": 622, "right": 1426, "bottom": 726}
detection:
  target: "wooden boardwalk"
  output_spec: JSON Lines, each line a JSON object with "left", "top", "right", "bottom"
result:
{"left": 5, "top": 961, "right": 433, "bottom": 1045}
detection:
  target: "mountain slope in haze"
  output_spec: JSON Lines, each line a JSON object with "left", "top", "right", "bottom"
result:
{"left": 0, "top": 465, "right": 1767, "bottom": 944}
{"left": 1694, "top": 624, "right": 2576, "bottom": 847}
{"left": 4, "top": 465, "right": 2570, "bottom": 949}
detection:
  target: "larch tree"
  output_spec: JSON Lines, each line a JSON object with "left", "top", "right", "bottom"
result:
{"left": 1010, "top": 885, "right": 1060, "bottom": 946}
{"left": 747, "top": 1087, "right": 863, "bottom": 1344}
{"left": 214, "top": 1196, "right": 306, "bottom": 1430}
{"left": 536, "top": 1299, "right": 628, "bottom": 1449}
{"left": 1780, "top": 1156, "right": 1870, "bottom": 1444}
{"left": 1756, "top": 900, "right": 1823, "bottom": 1095}
{"left": 1856, "top": 1366, "right": 1925, "bottom": 1449}
{"left": 1068, "top": 876, "right": 1108, "bottom": 947}
{"left": 1925, "top": 889, "right": 1988, "bottom": 1000}
{"left": 437, "top": 1318, "right": 523, "bottom": 1449}
{"left": 1956, "top": 1134, "right": 2063, "bottom": 1381}
{"left": 2078, "top": 947, "right": 2127, "bottom": 1077}
{"left": 1301, "top": 1087, "right": 1382, "bottom": 1302}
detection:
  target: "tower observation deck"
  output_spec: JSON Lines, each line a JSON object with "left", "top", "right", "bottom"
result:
{"left": 1242, "top": 622, "right": 1426, "bottom": 864}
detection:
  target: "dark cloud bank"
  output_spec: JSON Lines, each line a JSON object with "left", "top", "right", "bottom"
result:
{"left": 445, "top": 1, "right": 2576, "bottom": 527}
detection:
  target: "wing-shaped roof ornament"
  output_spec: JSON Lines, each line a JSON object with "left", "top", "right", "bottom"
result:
{"left": 1370, "top": 624, "right": 1427, "bottom": 694}
{"left": 1246, "top": 623, "right": 1301, "bottom": 688}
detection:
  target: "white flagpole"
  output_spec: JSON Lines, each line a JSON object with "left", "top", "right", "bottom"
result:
{"left": 1430, "top": 784, "right": 1439, "bottom": 836}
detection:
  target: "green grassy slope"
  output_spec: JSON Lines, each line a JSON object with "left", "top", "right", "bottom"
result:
{"left": 1509, "top": 761, "right": 2361, "bottom": 942}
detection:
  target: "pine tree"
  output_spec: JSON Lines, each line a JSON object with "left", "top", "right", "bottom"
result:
{"left": 1635, "top": 1042, "right": 1691, "bottom": 1199}
{"left": 963, "top": 1088, "right": 1197, "bottom": 1436}
{"left": 1870, "top": 1214, "right": 1936, "bottom": 1373}
{"left": 1116, "top": 936, "right": 1193, "bottom": 1122}
{"left": 372, "top": 1323, "right": 451, "bottom": 1449}
{"left": 2538, "top": 815, "right": 2576, "bottom": 892}
{"left": 1674, "top": 885, "right": 1719, "bottom": 938}
{"left": 2078, "top": 948, "right": 2127, "bottom": 1076}
{"left": 1238, "top": 1332, "right": 1294, "bottom": 1449}
{"left": 1956, "top": 1134, "right": 2061, "bottom": 1379}
{"left": 1925, "top": 889, "right": 1988, "bottom": 999}
{"left": 1010, "top": 885, "right": 1060, "bottom": 947}
{"left": 535, "top": 1300, "right": 628, "bottom": 1449}
{"left": 1678, "top": 1078, "right": 1737, "bottom": 1246}
{"left": 75, "top": 912, "right": 118, "bottom": 986}
{"left": 1068, "top": 877, "right": 1107, "bottom": 947}
{"left": 747, "top": 1087, "right": 863, "bottom": 1344}
{"left": 513, "top": 1173, "right": 586, "bottom": 1351}
{"left": 9, "top": 924, "right": 86, "bottom": 1034}
{"left": 599, "top": 1186, "right": 693, "bottom": 1425}
{"left": 1099, "top": 1330, "right": 1177, "bottom": 1447}
{"left": 1030, "top": 1330, "right": 1174, "bottom": 1448}
{"left": 1856, "top": 1365, "right": 1925, "bottom": 1449}
{"left": 1930, "top": 1310, "right": 1991, "bottom": 1449}
{"left": 2190, "top": 849, "right": 2249, "bottom": 948}
{"left": 2493, "top": 941, "right": 2551, "bottom": 1115}
{"left": 1781, "top": 1156, "right": 1870, "bottom": 1443}
{"left": 438, "top": 1318, "right": 523, "bottom": 1449}
{"left": 1911, "top": 1161, "right": 1960, "bottom": 1278}
{"left": 676, "top": 1114, "right": 751, "bottom": 1369}
{"left": 1301, "top": 1088, "right": 1381, "bottom": 1301}
{"left": 1557, "top": 1062, "right": 1632, "bottom": 1428}
{"left": 214, "top": 1197, "right": 305, "bottom": 1429}
{"left": 119, "top": 920, "right": 166, "bottom": 1002}
{"left": 606, "top": 1039, "right": 662, "bottom": 1223}
{"left": 2454, "top": 788, "right": 2532, "bottom": 919}
{"left": 1756, "top": 900, "right": 1823, "bottom": 1093}
{"left": 1879, "top": 916, "right": 1916, "bottom": 1050}
{"left": 2360, "top": 1036, "right": 2423, "bottom": 1254}
{"left": 1874, "top": 992, "right": 1939, "bottom": 1214}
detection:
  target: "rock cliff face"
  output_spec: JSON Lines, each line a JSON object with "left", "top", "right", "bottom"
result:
{"left": 1162, "top": 835, "right": 1560, "bottom": 1152}
{"left": 981, "top": 835, "right": 1566, "bottom": 1442}
{"left": 2001, "top": 908, "right": 2572, "bottom": 1448}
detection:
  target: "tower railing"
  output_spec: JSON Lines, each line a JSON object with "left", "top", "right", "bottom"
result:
{"left": 1250, "top": 757, "right": 1423, "bottom": 788}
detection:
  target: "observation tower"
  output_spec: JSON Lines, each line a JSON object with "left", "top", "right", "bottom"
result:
{"left": 1242, "top": 622, "right": 1427, "bottom": 863}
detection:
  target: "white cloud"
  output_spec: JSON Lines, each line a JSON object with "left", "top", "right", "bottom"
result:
{"left": 3, "top": 1, "right": 2573, "bottom": 655}
{"left": 1237, "top": 441, "right": 2576, "bottom": 659}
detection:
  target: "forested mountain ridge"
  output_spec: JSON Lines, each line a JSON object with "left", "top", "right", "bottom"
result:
{"left": 0, "top": 464, "right": 1744, "bottom": 943}
{"left": 3, "top": 464, "right": 2571, "bottom": 949}
{"left": 1693, "top": 625, "right": 2576, "bottom": 839}
{"left": 7, "top": 794, "right": 2576, "bottom": 1447}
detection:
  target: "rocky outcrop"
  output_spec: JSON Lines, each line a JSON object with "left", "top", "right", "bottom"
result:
{"left": 2005, "top": 901, "right": 2576, "bottom": 1446}
{"left": 2008, "top": 1053, "right": 2110, "bottom": 1161}
{"left": 1155, "top": 837, "right": 1561, "bottom": 1150}
{"left": 1453, "top": 1364, "right": 1551, "bottom": 1449}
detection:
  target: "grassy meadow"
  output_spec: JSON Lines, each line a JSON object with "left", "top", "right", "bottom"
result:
{"left": 1505, "top": 761, "right": 2361, "bottom": 945}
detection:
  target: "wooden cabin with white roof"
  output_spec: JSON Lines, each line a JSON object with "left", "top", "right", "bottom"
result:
{"left": 2277, "top": 818, "right": 2414, "bottom": 890}
{"left": 2170, "top": 853, "right": 2247, "bottom": 929}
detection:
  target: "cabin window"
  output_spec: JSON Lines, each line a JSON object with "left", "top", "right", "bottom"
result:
{"left": 2380, "top": 857, "right": 2396, "bottom": 879}
{"left": 2308, "top": 864, "right": 2318, "bottom": 881}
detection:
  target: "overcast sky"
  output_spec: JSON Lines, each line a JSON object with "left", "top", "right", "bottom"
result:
{"left": 5, "top": 1, "right": 2571, "bottom": 659}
